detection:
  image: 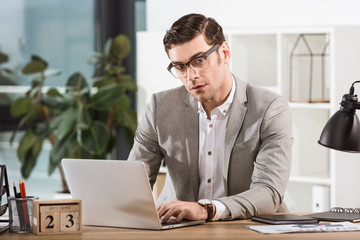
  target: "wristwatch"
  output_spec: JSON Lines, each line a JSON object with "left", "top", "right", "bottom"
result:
{"left": 198, "top": 199, "right": 215, "bottom": 222}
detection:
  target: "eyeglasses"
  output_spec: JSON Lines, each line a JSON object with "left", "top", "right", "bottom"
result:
{"left": 167, "top": 44, "right": 219, "bottom": 79}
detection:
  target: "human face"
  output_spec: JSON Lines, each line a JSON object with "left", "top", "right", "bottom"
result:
{"left": 167, "top": 34, "right": 232, "bottom": 108}
{"left": 167, "top": 44, "right": 219, "bottom": 79}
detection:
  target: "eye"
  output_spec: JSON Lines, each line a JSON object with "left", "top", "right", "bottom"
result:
{"left": 191, "top": 57, "right": 206, "bottom": 67}
{"left": 174, "top": 64, "right": 186, "bottom": 71}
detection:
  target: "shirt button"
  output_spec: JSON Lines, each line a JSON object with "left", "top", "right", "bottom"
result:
{"left": 223, "top": 109, "right": 227, "bottom": 113}
{"left": 209, "top": 124, "right": 213, "bottom": 128}
{"left": 207, "top": 179, "right": 212, "bottom": 183}
{"left": 208, "top": 151, "right": 212, "bottom": 156}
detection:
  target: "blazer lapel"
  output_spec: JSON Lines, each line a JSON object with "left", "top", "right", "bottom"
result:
{"left": 223, "top": 76, "right": 248, "bottom": 193}
{"left": 184, "top": 92, "right": 200, "bottom": 200}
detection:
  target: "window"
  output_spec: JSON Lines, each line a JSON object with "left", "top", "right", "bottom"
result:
{"left": 0, "top": 0, "right": 95, "bottom": 198}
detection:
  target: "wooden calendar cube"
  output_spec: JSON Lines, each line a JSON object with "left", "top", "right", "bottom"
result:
{"left": 59, "top": 206, "right": 80, "bottom": 232}
{"left": 33, "top": 199, "right": 82, "bottom": 235}
{"left": 39, "top": 208, "right": 60, "bottom": 233}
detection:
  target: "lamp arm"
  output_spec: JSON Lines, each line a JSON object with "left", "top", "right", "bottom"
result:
{"left": 340, "top": 81, "right": 360, "bottom": 111}
{"left": 349, "top": 80, "right": 360, "bottom": 95}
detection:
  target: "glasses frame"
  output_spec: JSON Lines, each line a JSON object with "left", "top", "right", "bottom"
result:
{"left": 167, "top": 44, "right": 219, "bottom": 79}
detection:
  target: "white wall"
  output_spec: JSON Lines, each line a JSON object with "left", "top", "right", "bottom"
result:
{"left": 147, "top": 0, "right": 360, "bottom": 31}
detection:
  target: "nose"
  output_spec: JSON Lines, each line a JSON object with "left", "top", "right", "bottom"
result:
{"left": 185, "top": 65, "right": 198, "bottom": 81}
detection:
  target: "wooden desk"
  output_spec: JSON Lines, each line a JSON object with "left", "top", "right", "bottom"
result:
{"left": 2, "top": 219, "right": 360, "bottom": 240}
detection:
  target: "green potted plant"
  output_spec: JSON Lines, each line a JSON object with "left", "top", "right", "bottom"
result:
{"left": 10, "top": 34, "right": 137, "bottom": 193}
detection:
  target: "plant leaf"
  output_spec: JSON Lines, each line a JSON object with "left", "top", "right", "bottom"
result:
{"left": 87, "top": 51, "right": 104, "bottom": 64}
{"left": 122, "top": 108, "right": 137, "bottom": 135}
{"left": 33, "top": 122, "right": 52, "bottom": 138}
{"left": 118, "top": 74, "right": 137, "bottom": 91}
{"left": 10, "top": 97, "right": 33, "bottom": 118}
{"left": 78, "top": 121, "right": 109, "bottom": 155}
{"left": 112, "top": 34, "right": 131, "bottom": 59}
{"left": 1, "top": 67, "right": 13, "bottom": 74}
{"left": 22, "top": 55, "right": 48, "bottom": 74}
{"left": 44, "top": 69, "right": 61, "bottom": 78}
{"left": 55, "top": 108, "right": 78, "bottom": 139}
{"left": 0, "top": 52, "right": 9, "bottom": 64}
{"left": 77, "top": 104, "right": 91, "bottom": 130}
{"left": 104, "top": 38, "right": 113, "bottom": 56}
{"left": 31, "top": 55, "right": 48, "bottom": 67}
{"left": 107, "top": 66, "right": 126, "bottom": 76}
{"left": 66, "top": 72, "right": 89, "bottom": 92}
{"left": 92, "top": 75, "right": 117, "bottom": 88}
{"left": 28, "top": 69, "right": 61, "bottom": 81}
{"left": 123, "top": 125, "right": 135, "bottom": 147}
{"left": 89, "top": 85, "right": 123, "bottom": 110}
{"left": 17, "top": 130, "right": 37, "bottom": 162}
{"left": 41, "top": 95, "right": 65, "bottom": 109}
{"left": 46, "top": 88, "right": 62, "bottom": 97}
{"left": 114, "top": 104, "right": 137, "bottom": 147}
{"left": 17, "top": 129, "right": 43, "bottom": 178}
{"left": 21, "top": 137, "right": 43, "bottom": 179}
{"left": 49, "top": 130, "right": 77, "bottom": 175}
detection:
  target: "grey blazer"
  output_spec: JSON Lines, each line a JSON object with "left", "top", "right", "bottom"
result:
{"left": 128, "top": 75, "right": 293, "bottom": 220}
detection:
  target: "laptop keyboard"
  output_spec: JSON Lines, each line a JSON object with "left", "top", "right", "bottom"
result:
{"left": 161, "top": 218, "right": 191, "bottom": 226}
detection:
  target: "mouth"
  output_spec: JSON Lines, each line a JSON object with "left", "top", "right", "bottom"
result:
{"left": 191, "top": 84, "right": 206, "bottom": 92}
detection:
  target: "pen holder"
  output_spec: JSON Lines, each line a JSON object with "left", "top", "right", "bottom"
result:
{"left": 8, "top": 196, "right": 37, "bottom": 233}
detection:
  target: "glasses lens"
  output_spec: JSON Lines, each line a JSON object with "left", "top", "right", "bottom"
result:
{"left": 190, "top": 57, "right": 208, "bottom": 70}
{"left": 170, "top": 65, "right": 186, "bottom": 78}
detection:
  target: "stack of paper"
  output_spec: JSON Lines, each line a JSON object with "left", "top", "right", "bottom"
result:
{"left": 248, "top": 222, "right": 360, "bottom": 234}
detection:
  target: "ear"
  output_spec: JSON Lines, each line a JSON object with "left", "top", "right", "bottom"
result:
{"left": 220, "top": 42, "right": 231, "bottom": 64}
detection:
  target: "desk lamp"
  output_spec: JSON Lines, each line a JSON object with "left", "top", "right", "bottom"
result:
{"left": 318, "top": 81, "right": 360, "bottom": 152}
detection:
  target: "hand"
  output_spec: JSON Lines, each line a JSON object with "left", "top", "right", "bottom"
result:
{"left": 157, "top": 200, "right": 207, "bottom": 223}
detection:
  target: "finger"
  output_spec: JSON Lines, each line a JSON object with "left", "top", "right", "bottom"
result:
{"left": 157, "top": 205, "right": 170, "bottom": 219}
{"left": 157, "top": 204, "right": 163, "bottom": 211}
{"left": 161, "top": 208, "right": 180, "bottom": 223}
{"left": 157, "top": 200, "right": 178, "bottom": 218}
{"left": 175, "top": 209, "right": 187, "bottom": 222}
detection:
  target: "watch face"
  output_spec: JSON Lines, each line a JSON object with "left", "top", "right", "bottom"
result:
{"left": 198, "top": 199, "right": 212, "bottom": 205}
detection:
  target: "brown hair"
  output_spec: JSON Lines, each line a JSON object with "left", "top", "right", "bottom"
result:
{"left": 163, "top": 13, "right": 225, "bottom": 54}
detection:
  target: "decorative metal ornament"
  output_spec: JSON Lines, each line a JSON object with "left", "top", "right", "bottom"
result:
{"left": 289, "top": 34, "right": 330, "bottom": 103}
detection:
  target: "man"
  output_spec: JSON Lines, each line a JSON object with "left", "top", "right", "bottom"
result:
{"left": 128, "top": 13, "right": 292, "bottom": 223}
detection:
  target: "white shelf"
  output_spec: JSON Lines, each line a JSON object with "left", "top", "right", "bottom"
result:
{"left": 289, "top": 102, "right": 331, "bottom": 110}
{"left": 289, "top": 175, "right": 331, "bottom": 185}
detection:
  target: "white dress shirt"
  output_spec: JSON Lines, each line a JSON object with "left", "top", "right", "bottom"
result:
{"left": 198, "top": 78, "right": 235, "bottom": 220}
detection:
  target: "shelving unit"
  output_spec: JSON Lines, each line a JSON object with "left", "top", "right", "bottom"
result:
{"left": 137, "top": 26, "right": 360, "bottom": 212}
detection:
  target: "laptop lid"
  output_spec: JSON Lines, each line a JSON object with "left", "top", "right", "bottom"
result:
{"left": 61, "top": 159, "right": 204, "bottom": 230}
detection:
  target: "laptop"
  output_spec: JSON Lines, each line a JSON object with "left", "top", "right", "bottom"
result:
{"left": 61, "top": 159, "right": 205, "bottom": 230}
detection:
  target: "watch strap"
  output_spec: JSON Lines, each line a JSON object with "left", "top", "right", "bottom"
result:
{"left": 205, "top": 203, "right": 215, "bottom": 222}
{"left": 198, "top": 201, "right": 215, "bottom": 222}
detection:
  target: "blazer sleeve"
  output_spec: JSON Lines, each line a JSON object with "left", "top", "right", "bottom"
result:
{"left": 127, "top": 94, "right": 163, "bottom": 188}
{"left": 217, "top": 96, "right": 293, "bottom": 219}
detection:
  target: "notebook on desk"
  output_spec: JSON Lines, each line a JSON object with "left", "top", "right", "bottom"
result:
{"left": 62, "top": 159, "right": 204, "bottom": 230}
{"left": 306, "top": 207, "right": 360, "bottom": 222}
{"left": 252, "top": 214, "right": 319, "bottom": 225}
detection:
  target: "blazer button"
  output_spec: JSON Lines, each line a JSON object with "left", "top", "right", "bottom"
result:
{"left": 208, "top": 151, "right": 212, "bottom": 156}
{"left": 207, "top": 179, "right": 212, "bottom": 183}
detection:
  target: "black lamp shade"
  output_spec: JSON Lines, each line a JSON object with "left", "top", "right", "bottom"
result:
{"left": 318, "top": 109, "right": 360, "bottom": 152}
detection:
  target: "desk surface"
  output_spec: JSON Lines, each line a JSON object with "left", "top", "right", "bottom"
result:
{"left": 2, "top": 219, "right": 360, "bottom": 240}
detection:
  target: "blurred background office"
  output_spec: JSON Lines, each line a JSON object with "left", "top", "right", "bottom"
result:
{"left": 1, "top": 0, "right": 360, "bottom": 212}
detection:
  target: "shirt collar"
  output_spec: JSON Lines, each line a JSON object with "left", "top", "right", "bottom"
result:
{"left": 197, "top": 76, "right": 236, "bottom": 116}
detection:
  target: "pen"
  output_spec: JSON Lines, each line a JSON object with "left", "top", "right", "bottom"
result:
{"left": 13, "top": 182, "right": 18, "bottom": 198}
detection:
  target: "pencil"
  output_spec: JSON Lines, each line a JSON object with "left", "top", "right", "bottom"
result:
{"left": 19, "top": 180, "right": 30, "bottom": 231}
{"left": 19, "top": 180, "right": 27, "bottom": 198}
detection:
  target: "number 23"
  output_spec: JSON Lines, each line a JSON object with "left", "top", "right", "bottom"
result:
{"left": 46, "top": 214, "right": 74, "bottom": 229}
